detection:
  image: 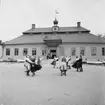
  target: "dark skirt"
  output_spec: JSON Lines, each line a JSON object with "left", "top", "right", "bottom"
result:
{"left": 51, "top": 60, "right": 56, "bottom": 65}
{"left": 30, "top": 63, "right": 42, "bottom": 72}
{"left": 72, "top": 59, "right": 82, "bottom": 69}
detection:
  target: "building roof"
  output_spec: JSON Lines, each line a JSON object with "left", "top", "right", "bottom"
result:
{"left": 4, "top": 33, "right": 105, "bottom": 45}
{"left": 23, "top": 26, "right": 90, "bottom": 34}
{"left": 4, "top": 22, "right": 105, "bottom": 45}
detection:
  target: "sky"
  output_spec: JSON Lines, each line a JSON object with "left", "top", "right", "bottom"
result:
{"left": 0, "top": 0, "right": 105, "bottom": 42}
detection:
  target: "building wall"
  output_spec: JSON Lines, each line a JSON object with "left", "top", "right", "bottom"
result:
{"left": 3, "top": 44, "right": 47, "bottom": 60}
{"left": 61, "top": 43, "right": 105, "bottom": 61}
{"left": 2, "top": 43, "right": 105, "bottom": 61}
{"left": 0, "top": 45, "right": 3, "bottom": 58}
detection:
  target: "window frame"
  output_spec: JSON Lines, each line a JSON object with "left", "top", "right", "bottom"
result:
{"left": 80, "top": 47, "right": 85, "bottom": 56}
{"left": 102, "top": 47, "right": 105, "bottom": 56}
{"left": 32, "top": 48, "right": 36, "bottom": 56}
{"left": 6, "top": 48, "right": 10, "bottom": 56}
{"left": 91, "top": 47, "right": 97, "bottom": 56}
{"left": 23, "top": 48, "right": 28, "bottom": 56}
{"left": 71, "top": 47, "right": 76, "bottom": 56}
{"left": 14, "top": 48, "right": 19, "bottom": 56}
{"left": 42, "top": 50, "right": 47, "bottom": 56}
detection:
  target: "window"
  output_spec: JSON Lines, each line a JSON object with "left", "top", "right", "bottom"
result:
{"left": 80, "top": 47, "right": 85, "bottom": 56}
{"left": 71, "top": 47, "right": 76, "bottom": 56}
{"left": 23, "top": 48, "right": 28, "bottom": 56}
{"left": 14, "top": 48, "right": 19, "bottom": 56}
{"left": 102, "top": 47, "right": 105, "bottom": 56}
{"left": 42, "top": 50, "right": 46, "bottom": 56}
{"left": 91, "top": 47, "right": 97, "bottom": 56}
{"left": 32, "top": 48, "right": 36, "bottom": 56}
{"left": 6, "top": 48, "right": 10, "bottom": 56}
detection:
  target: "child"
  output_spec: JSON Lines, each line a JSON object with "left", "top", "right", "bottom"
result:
{"left": 59, "top": 57, "right": 67, "bottom": 76}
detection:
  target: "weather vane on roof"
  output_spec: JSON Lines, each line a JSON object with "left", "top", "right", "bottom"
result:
{"left": 55, "top": 10, "right": 59, "bottom": 20}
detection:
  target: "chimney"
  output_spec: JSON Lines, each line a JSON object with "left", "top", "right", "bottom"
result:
{"left": 32, "top": 24, "right": 35, "bottom": 29}
{"left": 77, "top": 22, "right": 81, "bottom": 27}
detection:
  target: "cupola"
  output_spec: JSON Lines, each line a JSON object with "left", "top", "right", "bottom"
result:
{"left": 53, "top": 18, "right": 58, "bottom": 26}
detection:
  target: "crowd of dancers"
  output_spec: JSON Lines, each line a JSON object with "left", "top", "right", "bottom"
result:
{"left": 24, "top": 55, "right": 83, "bottom": 76}
{"left": 51, "top": 55, "right": 83, "bottom": 76}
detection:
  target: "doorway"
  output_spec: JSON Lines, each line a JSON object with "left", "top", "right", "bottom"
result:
{"left": 50, "top": 50, "right": 56, "bottom": 53}
{"left": 50, "top": 50, "right": 56, "bottom": 59}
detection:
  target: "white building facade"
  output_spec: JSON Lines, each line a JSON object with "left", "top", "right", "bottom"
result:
{"left": 2, "top": 43, "right": 105, "bottom": 61}
{"left": 2, "top": 20, "right": 105, "bottom": 61}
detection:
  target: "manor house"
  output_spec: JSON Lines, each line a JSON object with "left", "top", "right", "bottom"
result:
{"left": 3, "top": 19, "right": 105, "bottom": 61}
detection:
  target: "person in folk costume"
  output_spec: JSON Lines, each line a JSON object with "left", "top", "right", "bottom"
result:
{"left": 54, "top": 56, "right": 59, "bottom": 68}
{"left": 71, "top": 56, "right": 79, "bottom": 64}
{"left": 77, "top": 55, "right": 83, "bottom": 72}
{"left": 31, "top": 56, "right": 42, "bottom": 76}
{"left": 54, "top": 55, "right": 58, "bottom": 62}
{"left": 24, "top": 55, "right": 35, "bottom": 76}
{"left": 39, "top": 56, "right": 43, "bottom": 65}
{"left": 66, "top": 56, "right": 71, "bottom": 69}
{"left": 24, "top": 55, "right": 31, "bottom": 70}
{"left": 29, "top": 56, "right": 37, "bottom": 76}
{"left": 33, "top": 55, "right": 37, "bottom": 64}
{"left": 25, "top": 56, "right": 42, "bottom": 76}
{"left": 72, "top": 55, "right": 83, "bottom": 72}
{"left": 52, "top": 56, "right": 57, "bottom": 68}
{"left": 37, "top": 56, "right": 41, "bottom": 65}
{"left": 65, "top": 56, "right": 70, "bottom": 69}
{"left": 65, "top": 56, "right": 69, "bottom": 62}
{"left": 24, "top": 55, "right": 28, "bottom": 69}
{"left": 51, "top": 59, "right": 54, "bottom": 65}
{"left": 55, "top": 56, "right": 63, "bottom": 68}
{"left": 51, "top": 55, "right": 56, "bottom": 67}
{"left": 72, "top": 56, "right": 79, "bottom": 70}
{"left": 59, "top": 57, "right": 67, "bottom": 76}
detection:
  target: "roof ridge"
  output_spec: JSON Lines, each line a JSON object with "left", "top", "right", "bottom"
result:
{"left": 23, "top": 26, "right": 90, "bottom": 34}
{"left": 25, "top": 26, "right": 88, "bottom": 29}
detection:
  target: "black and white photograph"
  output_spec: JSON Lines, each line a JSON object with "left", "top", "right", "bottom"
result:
{"left": 0, "top": 0, "right": 105, "bottom": 105}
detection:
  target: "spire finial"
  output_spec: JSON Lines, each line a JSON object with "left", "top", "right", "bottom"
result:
{"left": 53, "top": 10, "right": 59, "bottom": 26}
{"left": 55, "top": 10, "right": 59, "bottom": 20}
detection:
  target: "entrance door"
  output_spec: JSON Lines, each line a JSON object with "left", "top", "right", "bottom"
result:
{"left": 50, "top": 50, "right": 56, "bottom": 59}
{"left": 50, "top": 50, "right": 56, "bottom": 53}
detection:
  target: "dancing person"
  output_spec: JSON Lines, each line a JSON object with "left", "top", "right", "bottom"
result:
{"left": 24, "top": 55, "right": 34, "bottom": 76}
{"left": 67, "top": 56, "right": 71, "bottom": 69}
{"left": 72, "top": 55, "right": 83, "bottom": 72}
{"left": 24, "top": 56, "right": 42, "bottom": 76}
{"left": 59, "top": 57, "right": 67, "bottom": 76}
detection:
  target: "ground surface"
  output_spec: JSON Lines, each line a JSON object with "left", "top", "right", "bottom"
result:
{"left": 0, "top": 60, "right": 105, "bottom": 105}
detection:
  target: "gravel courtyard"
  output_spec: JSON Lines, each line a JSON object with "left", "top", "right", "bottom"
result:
{"left": 0, "top": 60, "right": 105, "bottom": 105}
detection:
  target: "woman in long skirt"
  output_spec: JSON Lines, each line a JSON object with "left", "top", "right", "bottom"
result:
{"left": 25, "top": 56, "right": 42, "bottom": 76}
